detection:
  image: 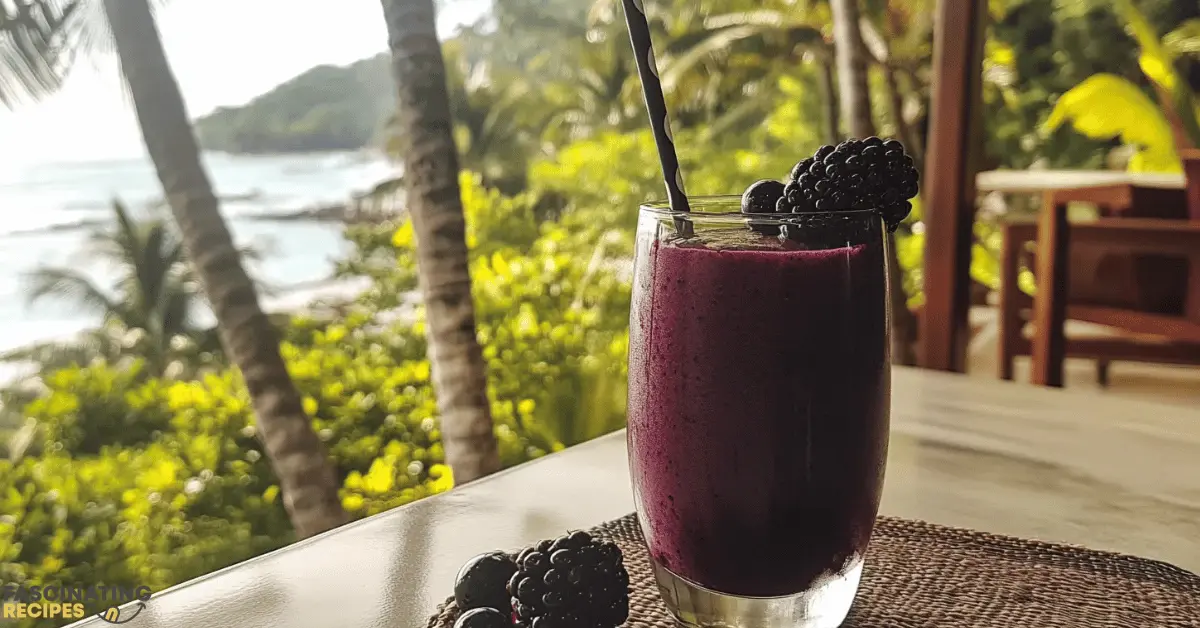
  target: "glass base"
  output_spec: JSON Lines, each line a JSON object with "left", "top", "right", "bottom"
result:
{"left": 650, "top": 558, "right": 863, "bottom": 628}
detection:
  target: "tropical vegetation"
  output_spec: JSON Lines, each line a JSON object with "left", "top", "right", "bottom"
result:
{"left": 0, "top": 0, "right": 1198, "bottom": 625}
{"left": 1045, "top": 0, "right": 1200, "bottom": 170}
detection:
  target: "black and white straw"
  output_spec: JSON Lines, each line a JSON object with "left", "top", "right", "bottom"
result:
{"left": 618, "top": 0, "right": 691, "bottom": 214}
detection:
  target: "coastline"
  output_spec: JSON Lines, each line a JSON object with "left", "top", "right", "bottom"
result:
{"left": 0, "top": 198, "right": 397, "bottom": 238}
{"left": 0, "top": 274, "right": 380, "bottom": 386}
{"left": 0, "top": 151, "right": 403, "bottom": 380}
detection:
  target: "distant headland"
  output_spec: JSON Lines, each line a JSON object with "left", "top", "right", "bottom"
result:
{"left": 194, "top": 53, "right": 394, "bottom": 155}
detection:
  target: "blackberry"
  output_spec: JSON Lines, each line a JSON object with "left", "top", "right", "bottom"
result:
{"left": 740, "top": 179, "right": 785, "bottom": 214}
{"left": 781, "top": 136, "right": 920, "bottom": 230}
{"left": 454, "top": 608, "right": 513, "bottom": 628}
{"left": 507, "top": 531, "right": 629, "bottom": 628}
{"left": 455, "top": 551, "right": 519, "bottom": 613}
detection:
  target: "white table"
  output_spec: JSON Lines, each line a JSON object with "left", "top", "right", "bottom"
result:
{"left": 66, "top": 367, "right": 1200, "bottom": 628}
{"left": 976, "top": 169, "right": 1186, "bottom": 194}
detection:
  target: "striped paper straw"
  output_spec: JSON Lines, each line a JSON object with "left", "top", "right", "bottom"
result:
{"left": 618, "top": 0, "right": 691, "bottom": 214}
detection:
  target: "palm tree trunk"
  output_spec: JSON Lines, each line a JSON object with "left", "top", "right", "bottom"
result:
{"left": 830, "top": 0, "right": 918, "bottom": 367}
{"left": 380, "top": 0, "right": 501, "bottom": 484}
{"left": 883, "top": 67, "right": 923, "bottom": 167}
{"left": 100, "top": 0, "right": 347, "bottom": 538}
{"left": 829, "top": 0, "right": 875, "bottom": 139}
{"left": 817, "top": 54, "right": 841, "bottom": 144}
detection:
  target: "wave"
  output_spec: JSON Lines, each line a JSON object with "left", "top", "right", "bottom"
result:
{"left": 59, "top": 189, "right": 267, "bottom": 213}
{"left": 0, "top": 153, "right": 399, "bottom": 238}
{"left": 0, "top": 212, "right": 349, "bottom": 238}
{"left": 0, "top": 192, "right": 320, "bottom": 237}
{"left": 0, "top": 218, "right": 111, "bottom": 237}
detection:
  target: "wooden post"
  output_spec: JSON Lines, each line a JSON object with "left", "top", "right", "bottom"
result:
{"left": 1030, "top": 195, "right": 1069, "bottom": 387}
{"left": 997, "top": 222, "right": 1032, "bottom": 381}
{"left": 919, "top": 0, "right": 987, "bottom": 372}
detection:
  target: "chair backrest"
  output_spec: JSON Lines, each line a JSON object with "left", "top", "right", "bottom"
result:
{"left": 1054, "top": 185, "right": 1191, "bottom": 316}
{"left": 1030, "top": 207, "right": 1200, "bottom": 387}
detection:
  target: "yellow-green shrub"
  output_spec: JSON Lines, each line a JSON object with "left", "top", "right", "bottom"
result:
{"left": 1, "top": 168, "right": 633, "bottom": 620}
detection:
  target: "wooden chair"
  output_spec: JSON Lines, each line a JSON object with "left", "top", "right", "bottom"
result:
{"left": 999, "top": 185, "right": 1200, "bottom": 386}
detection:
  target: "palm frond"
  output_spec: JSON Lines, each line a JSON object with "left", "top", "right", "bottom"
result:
{"left": 703, "top": 87, "right": 779, "bottom": 138}
{"left": 136, "top": 221, "right": 170, "bottom": 306}
{"left": 158, "top": 281, "right": 194, "bottom": 339}
{"left": 0, "top": 0, "right": 82, "bottom": 105}
{"left": 660, "top": 25, "right": 768, "bottom": 92}
{"left": 0, "top": 0, "right": 174, "bottom": 106}
{"left": 110, "top": 198, "right": 139, "bottom": 241}
{"left": 1163, "top": 19, "right": 1200, "bottom": 56}
{"left": 23, "top": 266, "right": 117, "bottom": 314}
{"left": 701, "top": 10, "right": 789, "bottom": 30}
{"left": 84, "top": 199, "right": 149, "bottom": 262}
{"left": 0, "top": 330, "right": 117, "bottom": 368}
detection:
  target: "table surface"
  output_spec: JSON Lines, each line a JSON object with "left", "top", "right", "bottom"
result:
{"left": 976, "top": 169, "right": 1187, "bottom": 193}
{"left": 67, "top": 367, "right": 1200, "bottom": 628}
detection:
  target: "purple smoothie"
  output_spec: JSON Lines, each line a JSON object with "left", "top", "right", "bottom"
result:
{"left": 627, "top": 236, "right": 890, "bottom": 598}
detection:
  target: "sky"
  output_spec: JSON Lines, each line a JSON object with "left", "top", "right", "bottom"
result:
{"left": 0, "top": 0, "right": 490, "bottom": 165}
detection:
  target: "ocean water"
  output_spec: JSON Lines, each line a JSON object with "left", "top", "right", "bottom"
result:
{"left": 0, "top": 151, "right": 397, "bottom": 354}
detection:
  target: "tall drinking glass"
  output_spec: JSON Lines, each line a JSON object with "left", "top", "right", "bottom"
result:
{"left": 626, "top": 197, "right": 891, "bottom": 628}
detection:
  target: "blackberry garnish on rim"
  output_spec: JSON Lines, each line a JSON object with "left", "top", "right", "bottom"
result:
{"left": 746, "top": 137, "right": 920, "bottom": 232}
{"left": 741, "top": 179, "right": 787, "bottom": 236}
{"left": 740, "top": 179, "right": 785, "bottom": 214}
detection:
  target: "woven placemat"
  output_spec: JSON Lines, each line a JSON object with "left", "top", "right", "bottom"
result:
{"left": 428, "top": 513, "right": 1200, "bottom": 627}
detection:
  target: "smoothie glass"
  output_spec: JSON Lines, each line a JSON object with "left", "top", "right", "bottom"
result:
{"left": 626, "top": 197, "right": 891, "bottom": 628}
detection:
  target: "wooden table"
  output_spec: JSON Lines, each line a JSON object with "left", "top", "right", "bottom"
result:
{"left": 922, "top": 169, "right": 1186, "bottom": 374}
{"left": 977, "top": 169, "right": 1199, "bottom": 387}
{"left": 65, "top": 367, "right": 1200, "bottom": 628}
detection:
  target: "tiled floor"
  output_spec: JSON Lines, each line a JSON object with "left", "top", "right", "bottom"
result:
{"left": 964, "top": 306, "right": 1200, "bottom": 409}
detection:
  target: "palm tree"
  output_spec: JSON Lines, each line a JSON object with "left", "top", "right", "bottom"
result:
{"left": 540, "top": 29, "right": 641, "bottom": 143}
{"left": 6, "top": 200, "right": 275, "bottom": 376}
{"left": 383, "top": 36, "right": 545, "bottom": 194}
{"left": 858, "top": 0, "right": 934, "bottom": 166}
{"left": 379, "top": 0, "right": 501, "bottom": 484}
{"left": 641, "top": 4, "right": 834, "bottom": 140}
{"left": 830, "top": 0, "right": 918, "bottom": 366}
{"left": 829, "top": 0, "right": 875, "bottom": 137}
{"left": 0, "top": 0, "right": 347, "bottom": 537}
{"left": 11, "top": 200, "right": 200, "bottom": 375}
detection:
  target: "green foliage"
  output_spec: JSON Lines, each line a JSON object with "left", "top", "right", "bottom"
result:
{"left": 1042, "top": 0, "right": 1200, "bottom": 170}
{"left": 1164, "top": 19, "right": 1200, "bottom": 56}
{"left": 2, "top": 367, "right": 292, "bottom": 594}
{"left": 1111, "top": 0, "right": 1200, "bottom": 149}
{"left": 1044, "top": 73, "right": 1181, "bottom": 171}
{"left": 355, "top": 171, "right": 633, "bottom": 449}
{"left": 983, "top": 0, "right": 1139, "bottom": 170}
